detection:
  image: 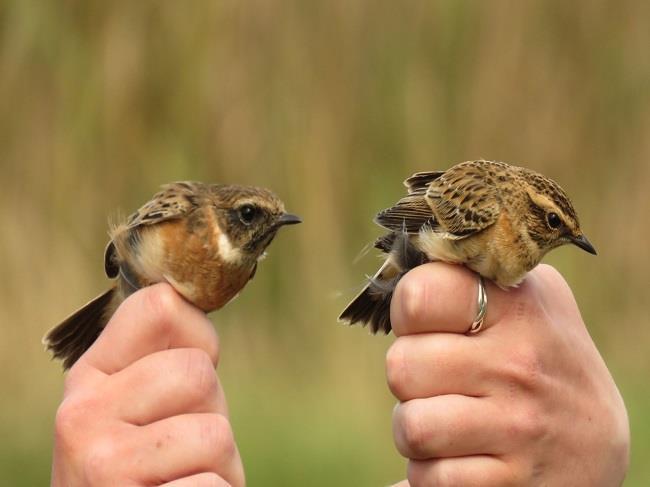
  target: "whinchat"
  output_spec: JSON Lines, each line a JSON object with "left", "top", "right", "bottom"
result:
{"left": 45, "top": 182, "right": 301, "bottom": 369}
{"left": 339, "top": 160, "right": 596, "bottom": 334}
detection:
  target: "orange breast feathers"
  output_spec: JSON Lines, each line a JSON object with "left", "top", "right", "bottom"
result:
{"left": 152, "top": 217, "right": 255, "bottom": 312}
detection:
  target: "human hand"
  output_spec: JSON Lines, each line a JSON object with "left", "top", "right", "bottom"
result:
{"left": 51, "top": 283, "right": 245, "bottom": 487}
{"left": 387, "top": 263, "right": 629, "bottom": 487}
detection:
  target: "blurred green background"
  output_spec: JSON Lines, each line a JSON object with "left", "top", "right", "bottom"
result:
{"left": 1, "top": 0, "right": 649, "bottom": 485}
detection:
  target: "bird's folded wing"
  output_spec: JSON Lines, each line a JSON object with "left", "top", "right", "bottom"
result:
{"left": 374, "top": 194, "right": 435, "bottom": 233}
{"left": 426, "top": 166, "right": 501, "bottom": 236}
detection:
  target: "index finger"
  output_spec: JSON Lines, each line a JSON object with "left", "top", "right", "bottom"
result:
{"left": 80, "top": 283, "right": 220, "bottom": 375}
{"left": 390, "top": 262, "right": 511, "bottom": 336}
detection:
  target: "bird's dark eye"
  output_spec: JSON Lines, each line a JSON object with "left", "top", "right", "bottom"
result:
{"left": 546, "top": 212, "right": 562, "bottom": 229}
{"left": 238, "top": 204, "right": 257, "bottom": 225}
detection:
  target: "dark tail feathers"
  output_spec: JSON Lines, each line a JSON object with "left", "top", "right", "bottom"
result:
{"left": 339, "top": 232, "right": 427, "bottom": 334}
{"left": 43, "top": 288, "right": 115, "bottom": 370}
{"left": 338, "top": 276, "right": 398, "bottom": 334}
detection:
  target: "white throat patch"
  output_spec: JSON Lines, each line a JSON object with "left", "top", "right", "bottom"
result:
{"left": 218, "top": 232, "right": 242, "bottom": 263}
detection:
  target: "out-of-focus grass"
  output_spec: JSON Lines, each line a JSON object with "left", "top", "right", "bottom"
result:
{"left": 1, "top": 0, "right": 649, "bottom": 485}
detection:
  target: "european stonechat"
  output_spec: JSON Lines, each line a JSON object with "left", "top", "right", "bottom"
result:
{"left": 45, "top": 182, "right": 301, "bottom": 369}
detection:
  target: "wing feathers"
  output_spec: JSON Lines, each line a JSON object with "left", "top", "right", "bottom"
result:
{"left": 374, "top": 195, "right": 435, "bottom": 233}
{"left": 426, "top": 163, "right": 500, "bottom": 235}
{"left": 403, "top": 171, "right": 445, "bottom": 194}
{"left": 126, "top": 182, "right": 202, "bottom": 229}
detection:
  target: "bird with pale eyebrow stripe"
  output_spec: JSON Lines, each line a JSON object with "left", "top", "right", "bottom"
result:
{"left": 339, "top": 160, "right": 596, "bottom": 334}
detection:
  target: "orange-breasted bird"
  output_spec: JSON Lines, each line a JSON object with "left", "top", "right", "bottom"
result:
{"left": 339, "top": 160, "right": 596, "bottom": 334}
{"left": 44, "top": 182, "right": 301, "bottom": 369}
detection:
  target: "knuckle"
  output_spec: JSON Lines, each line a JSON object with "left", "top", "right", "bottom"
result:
{"left": 83, "top": 436, "right": 121, "bottom": 485}
{"left": 201, "top": 414, "right": 236, "bottom": 460}
{"left": 408, "top": 459, "right": 455, "bottom": 487}
{"left": 502, "top": 344, "right": 547, "bottom": 392}
{"left": 55, "top": 395, "right": 98, "bottom": 449}
{"left": 409, "top": 456, "right": 522, "bottom": 487}
{"left": 55, "top": 394, "right": 120, "bottom": 481}
{"left": 536, "top": 263, "right": 564, "bottom": 283}
{"left": 54, "top": 402, "right": 78, "bottom": 449}
{"left": 202, "top": 328, "right": 221, "bottom": 366}
{"left": 429, "top": 468, "right": 457, "bottom": 487}
{"left": 509, "top": 405, "right": 547, "bottom": 443}
{"left": 394, "top": 402, "right": 427, "bottom": 457}
{"left": 394, "top": 274, "right": 426, "bottom": 327}
{"left": 385, "top": 341, "right": 407, "bottom": 399}
{"left": 145, "top": 284, "right": 183, "bottom": 331}
{"left": 55, "top": 398, "right": 79, "bottom": 432}
{"left": 180, "top": 349, "right": 218, "bottom": 401}
{"left": 536, "top": 264, "right": 576, "bottom": 304}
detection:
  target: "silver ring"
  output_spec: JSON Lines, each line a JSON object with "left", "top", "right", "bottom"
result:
{"left": 467, "top": 275, "right": 487, "bottom": 334}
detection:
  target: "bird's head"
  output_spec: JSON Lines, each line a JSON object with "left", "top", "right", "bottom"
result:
{"left": 211, "top": 185, "right": 301, "bottom": 263}
{"left": 522, "top": 170, "right": 596, "bottom": 261}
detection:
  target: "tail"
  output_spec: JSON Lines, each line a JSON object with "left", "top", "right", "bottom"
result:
{"left": 339, "top": 232, "right": 428, "bottom": 334}
{"left": 338, "top": 272, "right": 396, "bottom": 334}
{"left": 43, "top": 288, "right": 116, "bottom": 370}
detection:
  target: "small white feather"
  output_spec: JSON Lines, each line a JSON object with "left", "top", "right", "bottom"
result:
{"left": 218, "top": 232, "right": 242, "bottom": 263}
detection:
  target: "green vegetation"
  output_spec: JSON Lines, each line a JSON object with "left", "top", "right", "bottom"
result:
{"left": 1, "top": 1, "right": 648, "bottom": 484}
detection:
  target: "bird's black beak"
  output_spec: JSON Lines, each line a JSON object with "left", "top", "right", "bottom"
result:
{"left": 277, "top": 213, "right": 302, "bottom": 226}
{"left": 570, "top": 234, "right": 597, "bottom": 255}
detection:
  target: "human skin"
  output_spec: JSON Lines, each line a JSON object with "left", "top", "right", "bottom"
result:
{"left": 387, "top": 263, "right": 630, "bottom": 487}
{"left": 51, "top": 283, "right": 245, "bottom": 487}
